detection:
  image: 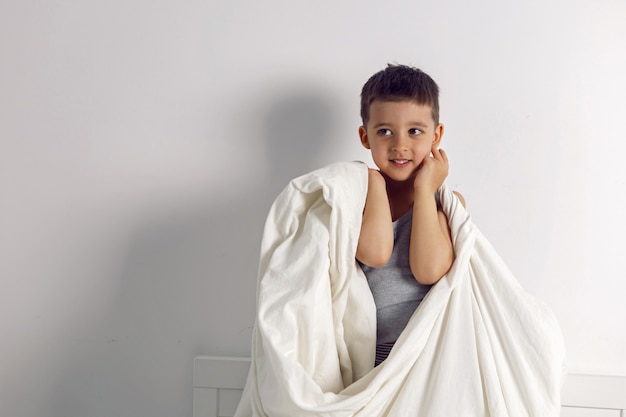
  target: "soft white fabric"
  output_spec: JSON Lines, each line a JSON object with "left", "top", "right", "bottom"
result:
{"left": 234, "top": 161, "right": 565, "bottom": 417}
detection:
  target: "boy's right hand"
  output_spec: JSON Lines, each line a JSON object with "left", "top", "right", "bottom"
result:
{"left": 368, "top": 168, "right": 386, "bottom": 187}
{"left": 358, "top": 168, "right": 394, "bottom": 267}
{"left": 367, "top": 168, "right": 385, "bottom": 183}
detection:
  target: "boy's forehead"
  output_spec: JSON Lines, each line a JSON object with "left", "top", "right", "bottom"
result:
{"left": 368, "top": 99, "right": 434, "bottom": 125}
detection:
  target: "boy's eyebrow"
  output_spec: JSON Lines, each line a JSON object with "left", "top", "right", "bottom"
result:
{"left": 372, "top": 121, "right": 430, "bottom": 129}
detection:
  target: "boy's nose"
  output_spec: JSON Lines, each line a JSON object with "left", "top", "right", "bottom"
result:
{"left": 392, "top": 134, "right": 409, "bottom": 151}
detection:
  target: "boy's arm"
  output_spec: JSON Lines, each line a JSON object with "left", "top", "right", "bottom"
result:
{"left": 356, "top": 169, "right": 393, "bottom": 268}
{"left": 409, "top": 148, "right": 465, "bottom": 285}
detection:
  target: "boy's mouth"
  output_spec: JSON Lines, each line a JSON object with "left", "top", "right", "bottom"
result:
{"left": 390, "top": 159, "right": 411, "bottom": 168}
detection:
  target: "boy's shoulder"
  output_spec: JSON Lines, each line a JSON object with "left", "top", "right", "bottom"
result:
{"left": 452, "top": 191, "right": 466, "bottom": 207}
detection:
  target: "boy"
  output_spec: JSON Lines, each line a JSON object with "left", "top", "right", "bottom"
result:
{"left": 234, "top": 65, "right": 563, "bottom": 417}
{"left": 356, "top": 64, "right": 465, "bottom": 365}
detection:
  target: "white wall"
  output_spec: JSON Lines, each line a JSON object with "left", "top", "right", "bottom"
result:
{"left": 1, "top": 0, "right": 625, "bottom": 416}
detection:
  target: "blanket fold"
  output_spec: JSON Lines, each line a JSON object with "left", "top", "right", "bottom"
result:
{"left": 235, "top": 161, "right": 565, "bottom": 417}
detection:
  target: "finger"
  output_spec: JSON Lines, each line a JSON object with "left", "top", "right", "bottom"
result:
{"left": 439, "top": 148, "right": 448, "bottom": 163}
{"left": 431, "top": 146, "right": 443, "bottom": 161}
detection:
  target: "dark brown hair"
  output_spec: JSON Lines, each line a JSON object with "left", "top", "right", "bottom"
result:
{"left": 360, "top": 64, "right": 440, "bottom": 126}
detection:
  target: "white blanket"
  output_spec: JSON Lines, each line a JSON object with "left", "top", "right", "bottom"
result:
{"left": 234, "top": 161, "right": 565, "bottom": 417}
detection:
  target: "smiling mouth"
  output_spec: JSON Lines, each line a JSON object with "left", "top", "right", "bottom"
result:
{"left": 390, "top": 159, "right": 411, "bottom": 167}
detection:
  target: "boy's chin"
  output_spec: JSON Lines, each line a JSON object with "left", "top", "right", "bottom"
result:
{"left": 382, "top": 172, "right": 417, "bottom": 185}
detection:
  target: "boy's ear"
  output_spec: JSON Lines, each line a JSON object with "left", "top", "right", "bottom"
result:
{"left": 432, "top": 123, "right": 444, "bottom": 149}
{"left": 358, "top": 126, "right": 371, "bottom": 149}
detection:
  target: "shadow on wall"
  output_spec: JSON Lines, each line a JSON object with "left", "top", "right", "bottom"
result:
{"left": 48, "top": 86, "right": 340, "bottom": 417}
{"left": 261, "top": 87, "right": 338, "bottom": 188}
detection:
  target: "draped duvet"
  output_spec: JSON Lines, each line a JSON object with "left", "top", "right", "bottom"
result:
{"left": 234, "top": 161, "right": 565, "bottom": 417}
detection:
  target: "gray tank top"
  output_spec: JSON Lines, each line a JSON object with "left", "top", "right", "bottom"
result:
{"left": 359, "top": 209, "right": 432, "bottom": 365}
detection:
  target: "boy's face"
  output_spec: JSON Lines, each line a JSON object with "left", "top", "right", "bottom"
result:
{"left": 359, "top": 100, "right": 443, "bottom": 183}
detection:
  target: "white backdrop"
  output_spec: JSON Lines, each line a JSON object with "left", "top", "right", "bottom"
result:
{"left": 1, "top": 0, "right": 625, "bottom": 416}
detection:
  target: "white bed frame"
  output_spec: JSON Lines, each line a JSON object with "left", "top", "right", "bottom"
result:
{"left": 193, "top": 356, "right": 626, "bottom": 417}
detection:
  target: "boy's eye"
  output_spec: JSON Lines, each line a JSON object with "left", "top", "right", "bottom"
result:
{"left": 377, "top": 128, "right": 392, "bottom": 136}
{"left": 409, "top": 128, "right": 422, "bottom": 135}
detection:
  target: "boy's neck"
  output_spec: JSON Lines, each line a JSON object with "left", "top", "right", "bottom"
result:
{"left": 385, "top": 179, "right": 415, "bottom": 221}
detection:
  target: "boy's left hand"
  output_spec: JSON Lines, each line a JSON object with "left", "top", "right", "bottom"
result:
{"left": 413, "top": 146, "right": 449, "bottom": 194}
